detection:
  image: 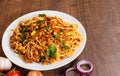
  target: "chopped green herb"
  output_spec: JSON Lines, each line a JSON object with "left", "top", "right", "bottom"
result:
{"left": 19, "top": 34, "right": 27, "bottom": 43}
{"left": 46, "top": 44, "right": 57, "bottom": 58}
{"left": 54, "top": 34, "right": 59, "bottom": 39}
{"left": 60, "top": 28, "right": 63, "bottom": 32}
{"left": 19, "top": 26, "right": 28, "bottom": 43}
{"left": 37, "top": 20, "right": 44, "bottom": 24}
{"left": 69, "top": 25, "right": 73, "bottom": 28}
{"left": 45, "top": 25, "right": 49, "bottom": 31}
{"left": 62, "top": 40, "right": 65, "bottom": 45}
{"left": 39, "top": 14, "right": 46, "bottom": 17}
{"left": 40, "top": 56, "right": 45, "bottom": 62}
{"left": 62, "top": 40, "right": 70, "bottom": 50}
{"left": 19, "top": 26, "right": 28, "bottom": 34}
{"left": 64, "top": 46, "right": 70, "bottom": 50}
{"left": 46, "top": 49, "right": 50, "bottom": 56}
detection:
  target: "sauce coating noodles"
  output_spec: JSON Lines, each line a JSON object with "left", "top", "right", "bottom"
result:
{"left": 10, "top": 14, "right": 82, "bottom": 65}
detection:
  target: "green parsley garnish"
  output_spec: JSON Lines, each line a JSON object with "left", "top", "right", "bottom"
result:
{"left": 46, "top": 44, "right": 57, "bottom": 58}
{"left": 37, "top": 20, "right": 44, "bottom": 24}
{"left": 45, "top": 25, "right": 49, "bottom": 31}
{"left": 54, "top": 34, "right": 59, "bottom": 39}
{"left": 19, "top": 26, "right": 28, "bottom": 34}
{"left": 62, "top": 40, "right": 70, "bottom": 50}
{"left": 69, "top": 25, "right": 73, "bottom": 28}
{"left": 40, "top": 56, "right": 45, "bottom": 62}
{"left": 19, "top": 34, "right": 27, "bottom": 43}
{"left": 60, "top": 28, "right": 64, "bottom": 32}
{"left": 39, "top": 14, "right": 46, "bottom": 17}
{"left": 19, "top": 26, "right": 28, "bottom": 43}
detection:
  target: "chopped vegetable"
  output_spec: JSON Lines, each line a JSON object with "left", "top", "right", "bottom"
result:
{"left": 19, "top": 26, "right": 28, "bottom": 34}
{"left": 60, "top": 28, "right": 63, "bottom": 32}
{"left": 69, "top": 25, "right": 73, "bottom": 28}
{"left": 54, "top": 34, "right": 59, "bottom": 39}
{"left": 63, "top": 45, "right": 70, "bottom": 50}
{"left": 46, "top": 49, "right": 50, "bottom": 56}
{"left": 19, "top": 34, "right": 27, "bottom": 43}
{"left": 39, "top": 14, "right": 46, "bottom": 17}
{"left": 19, "top": 26, "right": 28, "bottom": 43}
{"left": 46, "top": 44, "right": 57, "bottom": 58}
{"left": 37, "top": 20, "right": 44, "bottom": 24}
{"left": 40, "top": 56, "right": 45, "bottom": 62}
{"left": 62, "top": 40, "right": 70, "bottom": 50}
{"left": 31, "top": 30, "right": 36, "bottom": 36}
{"left": 27, "top": 70, "right": 43, "bottom": 76}
{"left": 45, "top": 25, "right": 49, "bottom": 31}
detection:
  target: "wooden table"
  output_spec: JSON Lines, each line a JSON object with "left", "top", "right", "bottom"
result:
{"left": 0, "top": 0, "right": 120, "bottom": 76}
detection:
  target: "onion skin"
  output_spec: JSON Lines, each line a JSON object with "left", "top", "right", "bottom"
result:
{"left": 27, "top": 70, "right": 43, "bottom": 76}
{"left": 0, "top": 57, "right": 12, "bottom": 71}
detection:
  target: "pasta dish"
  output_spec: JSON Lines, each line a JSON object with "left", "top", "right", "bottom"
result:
{"left": 10, "top": 14, "right": 82, "bottom": 65}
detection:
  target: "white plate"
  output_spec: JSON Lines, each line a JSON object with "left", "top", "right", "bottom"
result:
{"left": 2, "top": 10, "right": 87, "bottom": 70}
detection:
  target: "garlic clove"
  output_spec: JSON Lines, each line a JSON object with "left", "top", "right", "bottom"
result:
{"left": 0, "top": 57, "right": 12, "bottom": 71}
{"left": 0, "top": 57, "right": 5, "bottom": 71}
{"left": 4, "top": 59, "right": 12, "bottom": 70}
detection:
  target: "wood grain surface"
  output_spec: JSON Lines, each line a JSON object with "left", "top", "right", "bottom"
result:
{"left": 0, "top": 0, "right": 120, "bottom": 76}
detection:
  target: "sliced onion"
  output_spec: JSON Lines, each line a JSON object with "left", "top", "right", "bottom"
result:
{"left": 76, "top": 60, "right": 93, "bottom": 75}
{"left": 65, "top": 60, "right": 93, "bottom": 76}
{"left": 65, "top": 68, "right": 76, "bottom": 76}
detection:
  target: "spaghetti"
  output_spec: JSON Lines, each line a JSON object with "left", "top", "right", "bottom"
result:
{"left": 10, "top": 14, "right": 82, "bottom": 65}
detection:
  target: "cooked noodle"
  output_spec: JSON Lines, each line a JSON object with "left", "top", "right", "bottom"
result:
{"left": 10, "top": 14, "right": 82, "bottom": 65}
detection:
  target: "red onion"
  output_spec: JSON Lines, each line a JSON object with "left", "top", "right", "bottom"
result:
{"left": 65, "top": 68, "right": 76, "bottom": 76}
{"left": 76, "top": 60, "right": 93, "bottom": 75}
{"left": 65, "top": 60, "right": 93, "bottom": 76}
